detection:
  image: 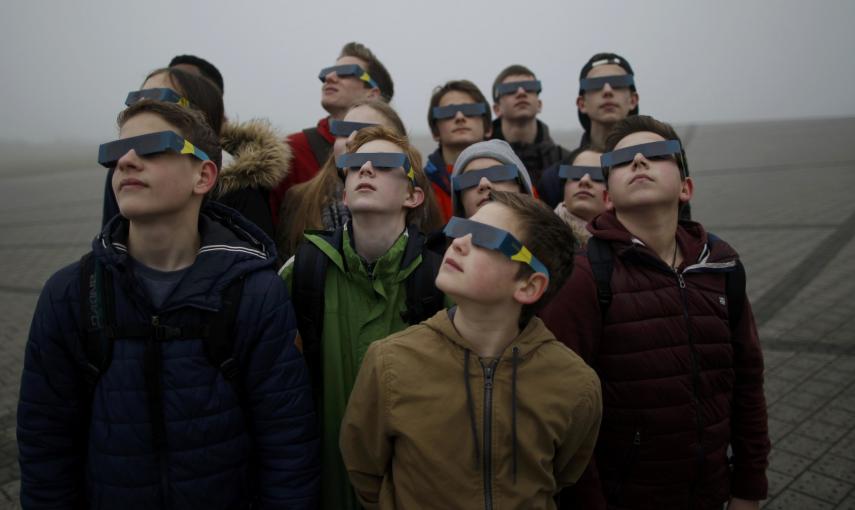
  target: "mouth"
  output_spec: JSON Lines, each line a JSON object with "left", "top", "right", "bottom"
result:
{"left": 452, "top": 127, "right": 471, "bottom": 134}
{"left": 323, "top": 85, "right": 338, "bottom": 94}
{"left": 444, "top": 257, "right": 463, "bottom": 272}
{"left": 119, "top": 179, "right": 146, "bottom": 190}
{"left": 600, "top": 102, "right": 619, "bottom": 110}
{"left": 476, "top": 196, "right": 491, "bottom": 207}
{"left": 629, "top": 175, "right": 654, "bottom": 185}
{"left": 573, "top": 191, "right": 594, "bottom": 199}
{"left": 355, "top": 182, "right": 376, "bottom": 192}
{"left": 514, "top": 100, "right": 530, "bottom": 108}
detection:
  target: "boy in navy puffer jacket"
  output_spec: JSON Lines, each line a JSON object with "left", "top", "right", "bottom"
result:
{"left": 17, "top": 100, "right": 319, "bottom": 509}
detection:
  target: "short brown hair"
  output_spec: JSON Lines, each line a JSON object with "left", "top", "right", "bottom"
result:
{"left": 340, "top": 42, "right": 394, "bottom": 102}
{"left": 346, "top": 126, "right": 443, "bottom": 231}
{"left": 491, "top": 64, "right": 536, "bottom": 102}
{"left": 604, "top": 115, "right": 689, "bottom": 179}
{"left": 118, "top": 99, "right": 222, "bottom": 171}
{"left": 427, "top": 80, "right": 492, "bottom": 138}
{"left": 488, "top": 191, "right": 576, "bottom": 324}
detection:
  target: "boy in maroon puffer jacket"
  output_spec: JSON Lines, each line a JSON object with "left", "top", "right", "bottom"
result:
{"left": 541, "top": 115, "right": 769, "bottom": 510}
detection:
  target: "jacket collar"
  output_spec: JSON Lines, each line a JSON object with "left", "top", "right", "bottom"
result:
{"left": 491, "top": 118, "right": 554, "bottom": 147}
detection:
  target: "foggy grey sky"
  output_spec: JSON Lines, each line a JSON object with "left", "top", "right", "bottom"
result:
{"left": 2, "top": 0, "right": 855, "bottom": 145}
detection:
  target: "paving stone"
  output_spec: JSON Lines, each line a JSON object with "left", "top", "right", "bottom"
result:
{"left": 767, "top": 469, "right": 794, "bottom": 497}
{"left": 787, "top": 390, "right": 834, "bottom": 411}
{"left": 791, "top": 471, "right": 854, "bottom": 505}
{"left": 765, "top": 489, "right": 835, "bottom": 510}
{"left": 795, "top": 420, "right": 851, "bottom": 443}
{"left": 769, "top": 449, "right": 813, "bottom": 477}
{"left": 769, "top": 402, "right": 816, "bottom": 425}
{"left": 812, "top": 454, "right": 855, "bottom": 485}
{"left": 836, "top": 494, "right": 855, "bottom": 510}
{"left": 768, "top": 417, "right": 796, "bottom": 442}
{"left": 815, "top": 369, "right": 855, "bottom": 386}
{"left": 815, "top": 407, "right": 855, "bottom": 428}
{"left": 830, "top": 431, "right": 855, "bottom": 461}
{"left": 800, "top": 379, "right": 844, "bottom": 398}
{"left": 776, "top": 433, "right": 833, "bottom": 460}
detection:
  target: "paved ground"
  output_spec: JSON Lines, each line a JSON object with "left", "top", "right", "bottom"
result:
{"left": 1, "top": 117, "right": 853, "bottom": 508}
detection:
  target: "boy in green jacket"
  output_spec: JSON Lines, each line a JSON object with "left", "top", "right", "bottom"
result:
{"left": 341, "top": 191, "right": 602, "bottom": 509}
{"left": 279, "top": 125, "right": 442, "bottom": 510}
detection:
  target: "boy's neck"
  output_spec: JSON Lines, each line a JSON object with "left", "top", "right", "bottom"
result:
{"left": 127, "top": 213, "right": 201, "bottom": 272}
{"left": 616, "top": 207, "right": 682, "bottom": 268}
{"left": 452, "top": 300, "right": 521, "bottom": 358}
{"left": 589, "top": 121, "right": 614, "bottom": 148}
{"left": 350, "top": 213, "right": 406, "bottom": 263}
{"left": 440, "top": 145, "right": 464, "bottom": 167}
{"left": 500, "top": 116, "right": 538, "bottom": 144}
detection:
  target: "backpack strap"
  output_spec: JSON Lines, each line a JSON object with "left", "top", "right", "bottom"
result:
{"left": 79, "top": 252, "right": 115, "bottom": 391}
{"left": 707, "top": 233, "right": 746, "bottom": 331}
{"left": 203, "top": 276, "right": 247, "bottom": 400}
{"left": 302, "top": 127, "right": 332, "bottom": 168}
{"left": 400, "top": 226, "right": 445, "bottom": 325}
{"left": 292, "top": 230, "right": 341, "bottom": 404}
{"left": 586, "top": 237, "right": 614, "bottom": 319}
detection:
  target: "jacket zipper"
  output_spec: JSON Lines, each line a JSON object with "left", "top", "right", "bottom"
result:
{"left": 674, "top": 269, "right": 704, "bottom": 501}
{"left": 481, "top": 358, "right": 499, "bottom": 510}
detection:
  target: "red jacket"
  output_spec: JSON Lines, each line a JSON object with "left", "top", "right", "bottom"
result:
{"left": 541, "top": 211, "right": 769, "bottom": 510}
{"left": 270, "top": 117, "right": 334, "bottom": 225}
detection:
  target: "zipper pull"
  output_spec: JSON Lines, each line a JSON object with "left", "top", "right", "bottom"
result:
{"left": 633, "top": 430, "right": 641, "bottom": 446}
{"left": 676, "top": 272, "right": 686, "bottom": 289}
{"left": 484, "top": 366, "right": 494, "bottom": 389}
{"left": 151, "top": 315, "right": 160, "bottom": 326}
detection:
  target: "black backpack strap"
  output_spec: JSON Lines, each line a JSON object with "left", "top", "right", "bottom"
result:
{"left": 586, "top": 237, "right": 614, "bottom": 319}
{"left": 292, "top": 231, "right": 340, "bottom": 404}
{"left": 707, "top": 233, "right": 746, "bottom": 331}
{"left": 401, "top": 227, "right": 445, "bottom": 324}
{"left": 79, "top": 252, "right": 116, "bottom": 391}
{"left": 302, "top": 127, "right": 332, "bottom": 167}
{"left": 203, "top": 276, "right": 246, "bottom": 397}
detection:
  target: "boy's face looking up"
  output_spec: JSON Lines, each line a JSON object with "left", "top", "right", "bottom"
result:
{"left": 493, "top": 73, "right": 542, "bottom": 122}
{"left": 563, "top": 150, "right": 607, "bottom": 222}
{"left": 112, "top": 113, "right": 217, "bottom": 221}
{"left": 577, "top": 64, "right": 638, "bottom": 127}
{"left": 342, "top": 139, "right": 424, "bottom": 219}
{"left": 434, "top": 91, "right": 490, "bottom": 148}
{"left": 605, "top": 131, "right": 693, "bottom": 213}
{"left": 321, "top": 56, "right": 380, "bottom": 116}
{"left": 436, "top": 201, "right": 545, "bottom": 307}
{"left": 459, "top": 158, "right": 523, "bottom": 218}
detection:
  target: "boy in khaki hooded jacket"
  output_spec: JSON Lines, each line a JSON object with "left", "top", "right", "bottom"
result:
{"left": 341, "top": 191, "right": 602, "bottom": 509}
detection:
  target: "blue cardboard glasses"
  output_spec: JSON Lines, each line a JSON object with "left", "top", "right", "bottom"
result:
{"left": 494, "top": 80, "right": 542, "bottom": 99}
{"left": 98, "top": 131, "right": 210, "bottom": 169}
{"left": 124, "top": 88, "right": 190, "bottom": 107}
{"left": 558, "top": 165, "right": 605, "bottom": 183}
{"left": 431, "top": 102, "right": 488, "bottom": 120}
{"left": 444, "top": 217, "right": 549, "bottom": 277}
{"left": 452, "top": 165, "right": 520, "bottom": 191}
{"left": 600, "top": 140, "right": 684, "bottom": 177}
{"left": 336, "top": 152, "right": 415, "bottom": 183}
{"left": 318, "top": 64, "right": 379, "bottom": 89}
{"left": 579, "top": 74, "right": 635, "bottom": 92}
{"left": 329, "top": 119, "right": 377, "bottom": 138}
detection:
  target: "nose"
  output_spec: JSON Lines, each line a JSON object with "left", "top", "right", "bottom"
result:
{"left": 477, "top": 176, "right": 493, "bottom": 191}
{"left": 358, "top": 160, "right": 376, "bottom": 176}
{"left": 602, "top": 82, "right": 614, "bottom": 94}
{"left": 116, "top": 149, "right": 141, "bottom": 172}
{"left": 631, "top": 152, "right": 648, "bottom": 169}
{"left": 453, "top": 109, "right": 466, "bottom": 122}
{"left": 515, "top": 86, "right": 527, "bottom": 96}
{"left": 579, "top": 173, "right": 593, "bottom": 187}
{"left": 450, "top": 233, "right": 472, "bottom": 254}
{"left": 324, "top": 70, "right": 339, "bottom": 83}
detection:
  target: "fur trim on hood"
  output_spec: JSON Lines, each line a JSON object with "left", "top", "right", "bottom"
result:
{"left": 216, "top": 119, "right": 292, "bottom": 196}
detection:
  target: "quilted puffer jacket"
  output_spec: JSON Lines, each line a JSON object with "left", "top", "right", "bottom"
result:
{"left": 541, "top": 211, "right": 769, "bottom": 510}
{"left": 18, "top": 202, "right": 319, "bottom": 509}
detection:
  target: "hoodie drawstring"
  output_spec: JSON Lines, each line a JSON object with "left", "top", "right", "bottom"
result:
{"left": 464, "top": 349, "right": 480, "bottom": 469}
{"left": 511, "top": 346, "right": 519, "bottom": 483}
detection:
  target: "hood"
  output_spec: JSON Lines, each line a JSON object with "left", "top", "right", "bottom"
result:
{"left": 94, "top": 201, "right": 277, "bottom": 311}
{"left": 588, "top": 210, "right": 739, "bottom": 267}
{"left": 422, "top": 307, "right": 556, "bottom": 360}
{"left": 216, "top": 119, "right": 292, "bottom": 196}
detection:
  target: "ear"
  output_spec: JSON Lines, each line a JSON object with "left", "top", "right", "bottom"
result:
{"left": 403, "top": 185, "right": 425, "bottom": 209}
{"left": 342, "top": 188, "right": 349, "bottom": 207}
{"left": 679, "top": 176, "right": 694, "bottom": 204}
{"left": 604, "top": 188, "right": 615, "bottom": 211}
{"left": 365, "top": 87, "right": 381, "bottom": 100}
{"left": 513, "top": 271, "right": 549, "bottom": 306}
{"left": 576, "top": 95, "right": 587, "bottom": 114}
{"left": 630, "top": 91, "right": 639, "bottom": 110}
{"left": 194, "top": 160, "right": 218, "bottom": 196}
{"left": 492, "top": 102, "right": 502, "bottom": 117}
{"left": 484, "top": 125, "right": 493, "bottom": 139}
{"left": 536, "top": 97, "right": 543, "bottom": 114}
